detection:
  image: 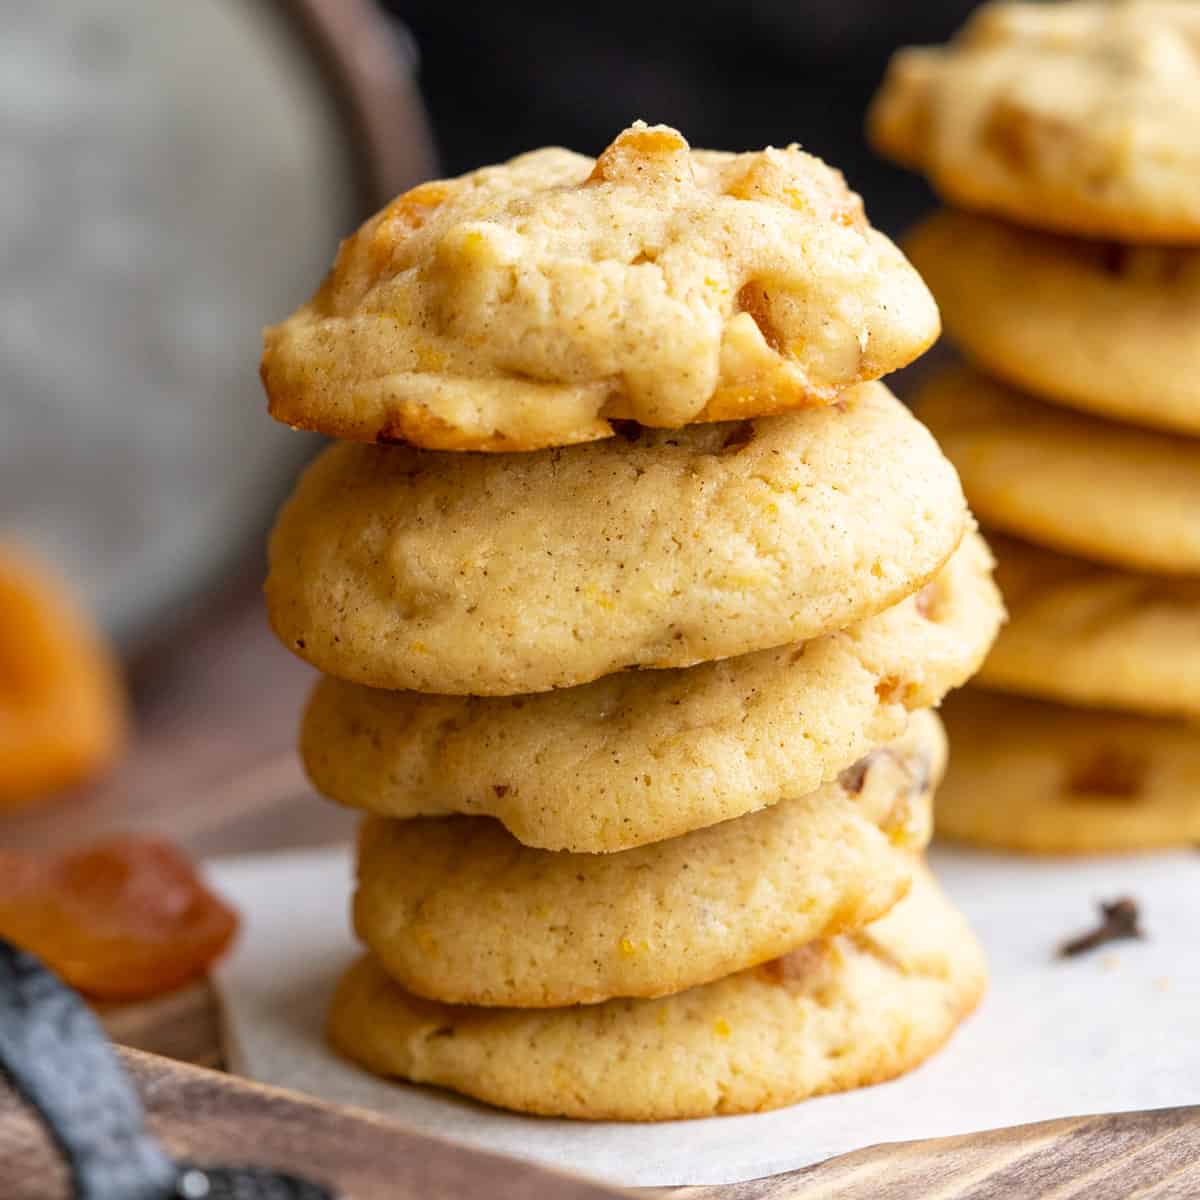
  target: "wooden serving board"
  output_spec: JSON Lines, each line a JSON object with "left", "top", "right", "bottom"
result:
{"left": 1, "top": 1046, "right": 1196, "bottom": 1199}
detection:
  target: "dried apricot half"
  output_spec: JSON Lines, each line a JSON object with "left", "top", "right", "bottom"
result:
{"left": 0, "top": 836, "right": 238, "bottom": 1000}
{"left": 0, "top": 544, "right": 126, "bottom": 806}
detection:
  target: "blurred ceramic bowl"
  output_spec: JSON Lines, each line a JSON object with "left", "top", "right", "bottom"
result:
{"left": 0, "top": 0, "right": 434, "bottom": 646}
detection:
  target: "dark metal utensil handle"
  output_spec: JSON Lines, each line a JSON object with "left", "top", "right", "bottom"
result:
{"left": 0, "top": 940, "right": 335, "bottom": 1200}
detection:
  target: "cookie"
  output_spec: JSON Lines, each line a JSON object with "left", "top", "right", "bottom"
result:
{"left": 262, "top": 123, "right": 939, "bottom": 452}
{"left": 268, "top": 381, "right": 969, "bottom": 695}
{"left": 870, "top": 2, "right": 1200, "bottom": 242}
{"left": 329, "top": 863, "right": 984, "bottom": 1120}
{"left": 0, "top": 544, "right": 126, "bottom": 806}
{"left": 302, "top": 534, "right": 1000, "bottom": 850}
{"left": 916, "top": 368, "right": 1200, "bottom": 577}
{"left": 353, "top": 711, "right": 943, "bottom": 1008}
{"left": 907, "top": 211, "right": 1200, "bottom": 437}
{"left": 937, "top": 690, "right": 1200, "bottom": 853}
{"left": 979, "top": 535, "right": 1200, "bottom": 721}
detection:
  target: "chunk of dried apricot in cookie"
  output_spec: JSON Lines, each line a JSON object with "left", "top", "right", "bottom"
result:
{"left": 0, "top": 545, "right": 126, "bottom": 806}
{"left": 0, "top": 837, "right": 238, "bottom": 1000}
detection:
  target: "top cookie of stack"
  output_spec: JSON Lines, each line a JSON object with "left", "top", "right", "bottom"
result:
{"left": 871, "top": 1, "right": 1200, "bottom": 853}
{"left": 262, "top": 121, "right": 938, "bottom": 453}
{"left": 261, "top": 124, "right": 1001, "bottom": 1120}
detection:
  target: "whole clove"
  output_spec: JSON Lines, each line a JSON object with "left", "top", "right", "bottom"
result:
{"left": 1057, "top": 896, "right": 1144, "bottom": 959}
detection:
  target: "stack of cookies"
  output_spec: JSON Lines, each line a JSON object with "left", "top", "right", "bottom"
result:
{"left": 872, "top": 0, "right": 1200, "bottom": 854}
{"left": 262, "top": 123, "right": 1003, "bottom": 1119}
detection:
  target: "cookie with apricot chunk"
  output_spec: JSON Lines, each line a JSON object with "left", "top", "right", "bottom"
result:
{"left": 329, "top": 864, "right": 984, "bottom": 1120}
{"left": 870, "top": 1, "right": 1200, "bottom": 242}
{"left": 906, "top": 211, "right": 1200, "bottom": 436}
{"left": 978, "top": 534, "right": 1200, "bottom": 721}
{"left": 262, "top": 122, "right": 939, "bottom": 451}
{"left": 938, "top": 690, "right": 1200, "bottom": 854}
{"left": 267, "top": 382, "right": 970, "bottom": 695}
{"left": 915, "top": 368, "right": 1200, "bottom": 577}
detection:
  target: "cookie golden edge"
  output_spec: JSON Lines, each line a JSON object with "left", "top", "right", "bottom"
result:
{"left": 328, "top": 865, "right": 986, "bottom": 1120}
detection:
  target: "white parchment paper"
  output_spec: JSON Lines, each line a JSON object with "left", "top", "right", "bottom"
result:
{"left": 209, "top": 845, "right": 1199, "bottom": 1187}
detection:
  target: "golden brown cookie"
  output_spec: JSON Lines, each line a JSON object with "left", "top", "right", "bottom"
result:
{"left": 267, "top": 382, "right": 970, "bottom": 696}
{"left": 329, "top": 863, "right": 985, "bottom": 1120}
{"left": 938, "top": 689, "right": 1200, "bottom": 854}
{"left": 0, "top": 545, "right": 126, "bottom": 806}
{"left": 870, "top": 2, "right": 1200, "bottom": 241}
{"left": 263, "top": 123, "right": 939, "bottom": 451}
{"left": 979, "top": 534, "right": 1200, "bottom": 721}
{"left": 916, "top": 367, "right": 1200, "bottom": 577}
{"left": 353, "top": 711, "right": 943, "bottom": 1008}
{"left": 302, "top": 534, "right": 1000, "bottom": 850}
{"left": 907, "top": 211, "right": 1200, "bottom": 436}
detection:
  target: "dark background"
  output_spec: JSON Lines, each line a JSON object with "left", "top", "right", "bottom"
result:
{"left": 382, "top": 0, "right": 983, "bottom": 237}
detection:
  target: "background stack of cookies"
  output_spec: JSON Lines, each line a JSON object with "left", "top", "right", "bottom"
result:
{"left": 871, "top": 0, "right": 1200, "bottom": 855}
{"left": 261, "top": 123, "right": 1003, "bottom": 1120}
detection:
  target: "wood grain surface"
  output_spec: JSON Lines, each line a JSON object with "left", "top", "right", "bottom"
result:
{"left": 0, "top": 1048, "right": 631, "bottom": 1200}
{"left": 674, "top": 1107, "right": 1200, "bottom": 1199}
{"left": 1, "top": 1044, "right": 1195, "bottom": 1199}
